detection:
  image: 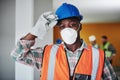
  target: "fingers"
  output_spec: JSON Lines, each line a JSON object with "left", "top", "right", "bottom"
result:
{"left": 42, "top": 11, "right": 58, "bottom": 22}
{"left": 47, "top": 14, "right": 57, "bottom": 21}
{"left": 43, "top": 11, "right": 52, "bottom": 16}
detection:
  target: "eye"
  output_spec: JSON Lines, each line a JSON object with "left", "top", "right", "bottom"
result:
{"left": 71, "top": 24, "right": 79, "bottom": 27}
{"left": 69, "top": 23, "right": 80, "bottom": 29}
{"left": 59, "top": 24, "right": 65, "bottom": 30}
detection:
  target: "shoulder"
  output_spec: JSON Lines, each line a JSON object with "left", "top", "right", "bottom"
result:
{"left": 44, "top": 44, "right": 63, "bottom": 51}
{"left": 86, "top": 46, "right": 105, "bottom": 57}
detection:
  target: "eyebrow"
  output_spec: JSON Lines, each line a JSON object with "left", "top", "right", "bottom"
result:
{"left": 57, "top": 18, "right": 80, "bottom": 25}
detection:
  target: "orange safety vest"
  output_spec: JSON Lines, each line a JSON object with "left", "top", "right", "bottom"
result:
{"left": 41, "top": 44, "right": 104, "bottom": 80}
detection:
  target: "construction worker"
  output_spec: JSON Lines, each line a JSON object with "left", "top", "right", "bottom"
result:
{"left": 101, "top": 35, "right": 116, "bottom": 64}
{"left": 11, "top": 3, "right": 118, "bottom": 80}
{"left": 89, "top": 35, "right": 99, "bottom": 49}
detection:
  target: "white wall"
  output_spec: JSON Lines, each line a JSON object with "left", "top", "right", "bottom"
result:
{"left": 0, "top": 0, "right": 15, "bottom": 80}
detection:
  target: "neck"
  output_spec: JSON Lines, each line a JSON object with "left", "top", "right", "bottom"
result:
{"left": 65, "top": 37, "right": 82, "bottom": 52}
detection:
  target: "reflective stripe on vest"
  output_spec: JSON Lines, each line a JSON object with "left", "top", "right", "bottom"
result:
{"left": 47, "top": 45, "right": 99, "bottom": 80}
{"left": 91, "top": 47, "right": 99, "bottom": 80}
{"left": 47, "top": 45, "right": 59, "bottom": 80}
{"left": 102, "top": 42, "right": 112, "bottom": 57}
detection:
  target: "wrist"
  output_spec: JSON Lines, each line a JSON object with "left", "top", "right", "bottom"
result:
{"left": 21, "top": 33, "right": 37, "bottom": 40}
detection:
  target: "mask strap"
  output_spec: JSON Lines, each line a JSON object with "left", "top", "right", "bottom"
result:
{"left": 76, "top": 24, "right": 80, "bottom": 31}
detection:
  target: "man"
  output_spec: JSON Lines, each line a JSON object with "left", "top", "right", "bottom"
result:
{"left": 11, "top": 3, "right": 117, "bottom": 80}
{"left": 89, "top": 35, "right": 99, "bottom": 49}
{"left": 101, "top": 35, "right": 116, "bottom": 64}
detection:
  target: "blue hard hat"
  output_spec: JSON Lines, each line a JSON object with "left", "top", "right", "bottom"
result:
{"left": 55, "top": 3, "right": 83, "bottom": 21}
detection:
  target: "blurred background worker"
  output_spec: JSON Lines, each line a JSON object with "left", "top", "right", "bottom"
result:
{"left": 89, "top": 35, "right": 99, "bottom": 49}
{"left": 101, "top": 35, "right": 116, "bottom": 64}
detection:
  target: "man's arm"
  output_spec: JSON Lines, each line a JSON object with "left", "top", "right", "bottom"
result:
{"left": 11, "top": 12, "right": 57, "bottom": 70}
{"left": 108, "top": 44, "right": 116, "bottom": 56}
{"left": 102, "top": 58, "right": 118, "bottom": 80}
{"left": 11, "top": 33, "right": 43, "bottom": 70}
{"left": 21, "top": 33, "right": 37, "bottom": 40}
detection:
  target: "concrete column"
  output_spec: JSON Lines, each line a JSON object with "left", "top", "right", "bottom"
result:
{"left": 15, "top": 0, "right": 34, "bottom": 80}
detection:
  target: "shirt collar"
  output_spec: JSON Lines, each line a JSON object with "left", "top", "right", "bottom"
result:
{"left": 63, "top": 39, "right": 88, "bottom": 53}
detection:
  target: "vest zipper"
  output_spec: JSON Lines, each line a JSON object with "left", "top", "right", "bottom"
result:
{"left": 72, "top": 49, "right": 84, "bottom": 79}
{"left": 65, "top": 49, "right": 71, "bottom": 80}
{"left": 65, "top": 49, "right": 84, "bottom": 80}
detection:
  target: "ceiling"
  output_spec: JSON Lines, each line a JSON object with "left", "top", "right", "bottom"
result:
{"left": 53, "top": 0, "right": 120, "bottom": 23}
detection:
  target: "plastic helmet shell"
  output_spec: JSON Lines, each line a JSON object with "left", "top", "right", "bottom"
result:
{"left": 55, "top": 3, "right": 83, "bottom": 21}
{"left": 89, "top": 35, "right": 96, "bottom": 41}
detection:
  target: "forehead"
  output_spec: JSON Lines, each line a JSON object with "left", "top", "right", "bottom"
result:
{"left": 57, "top": 18, "right": 80, "bottom": 25}
{"left": 62, "top": 19, "right": 78, "bottom": 22}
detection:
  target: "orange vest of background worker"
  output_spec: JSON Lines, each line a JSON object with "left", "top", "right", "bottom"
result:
{"left": 41, "top": 44, "right": 104, "bottom": 80}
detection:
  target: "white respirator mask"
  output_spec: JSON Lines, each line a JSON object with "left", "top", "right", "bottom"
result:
{"left": 60, "top": 28, "right": 79, "bottom": 44}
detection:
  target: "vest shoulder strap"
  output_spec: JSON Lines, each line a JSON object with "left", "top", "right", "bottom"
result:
{"left": 91, "top": 47, "right": 99, "bottom": 80}
{"left": 47, "top": 44, "right": 59, "bottom": 80}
